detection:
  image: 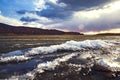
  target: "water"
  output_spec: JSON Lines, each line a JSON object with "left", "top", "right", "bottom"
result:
{"left": 0, "top": 35, "right": 120, "bottom": 80}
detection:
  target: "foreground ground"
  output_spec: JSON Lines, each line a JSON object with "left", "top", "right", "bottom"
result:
{"left": 0, "top": 35, "right": 120, "bottom": 80}
{"left": 0, "top": 35, "right": 120, "bottom": 54}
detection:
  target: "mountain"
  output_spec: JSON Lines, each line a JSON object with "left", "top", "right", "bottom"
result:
{"left": 0, "top": 23, "right": 83, "bottom": 35}
{"left": 96, "top": 33, "right": 120, "bottom": 36}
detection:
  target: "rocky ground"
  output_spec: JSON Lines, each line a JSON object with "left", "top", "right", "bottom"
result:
{"left": 33, "top": 62, "right": 120, "bottom": 80}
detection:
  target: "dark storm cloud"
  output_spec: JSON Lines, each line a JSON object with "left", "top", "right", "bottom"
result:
{"left": 36, "top": 10, "right": 72, "bottom": 19}
{"left": 1, "top": 0, "right": 120, "bottom": 33}
{"left": 17, "top": 10, "right": 28, "bottom": 15}
{"left": 15, "top": 0, "right": 120, "bottom": 33}
{"left": 17, "top": 0, "right": 110, "bottom": 22}
{"left": 83, "top": 22, "right": 120, "bottom": 32}
{"left": 17, "top": 2, "right": 72, "bottom": 22}
{"left": 59, "top": 0, "right": 110, "bottom": 11}
{"left": 20, "top": 17, "right": 38, "bottom": 22}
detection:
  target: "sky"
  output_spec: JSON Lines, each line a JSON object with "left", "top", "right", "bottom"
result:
{"left": 0, "top": 0, "right": 120, "bottom": 34}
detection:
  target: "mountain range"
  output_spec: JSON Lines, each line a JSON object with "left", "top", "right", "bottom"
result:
{"left": 96, "top": 33, "right": 120, "bottom": 36}
{"left": 0, "top": 23, "right": 82, "bottom": 35}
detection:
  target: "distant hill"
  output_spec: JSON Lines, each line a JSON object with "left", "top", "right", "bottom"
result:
{"left": 96, "top": 33, "right": 120, "bottom": 36}
{"left": 0, "top": 23, "right": 83, "bottom": 35}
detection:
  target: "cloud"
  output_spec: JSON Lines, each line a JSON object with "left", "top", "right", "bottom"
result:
{"left": 0, "top": 14, "right": 23, "bottom": 26}
{"left": 17, "top": 0, "right": 110, "bottom": 20}
{"left": 16, "top": 0, "right": 120, "bottom": 33}
{"left": 42, "top": 1, "right": 120, "bottom": 32}
{"left": 20, "top": 12, "right": 56, "bottom": 24}
{"left": 59, "top": 0, "right": 110, "bottom": 11}
{"left": 34, "top": 0, "right": 47, "bottom": 11}
{"left": 0, "top": 13, "right": 45, "bottom": 29}
{"left": 23, "top": 22, "right": 44, "bottom": 29}
{"left": 34, "top": 0, "right": 67, "bottom": 11}
{"left": 20, "top": 17, "right": 38, "bottom": 22}
{"left": 73, "top": 0, "right": 120, "bottom": 32}
{"left": 17, "top": 0, "right": 69, "bottom": 19}
{"left": 3, "top": 0, "right": 119, "bottom": 33}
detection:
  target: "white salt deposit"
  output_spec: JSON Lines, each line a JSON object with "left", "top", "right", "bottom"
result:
{"left": 10, "top": 53, "right": 77, "bottom": 79}
{"left": 0, "top": 55, "right": 30, "bottom": 63}
{"left": 1, "top": 39, "right": 120, "bottom": 79}
{"left": 37, "top": 53, "right": 77, "bottom": 71}
{"left": 25, "top": 40, "right": 114, "bottom": 56}
{"left": 0, "top": 40, "right": 115, "bottom": 64}
{"left": 97, "top": 59, "right": 120, "bottom": 67}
